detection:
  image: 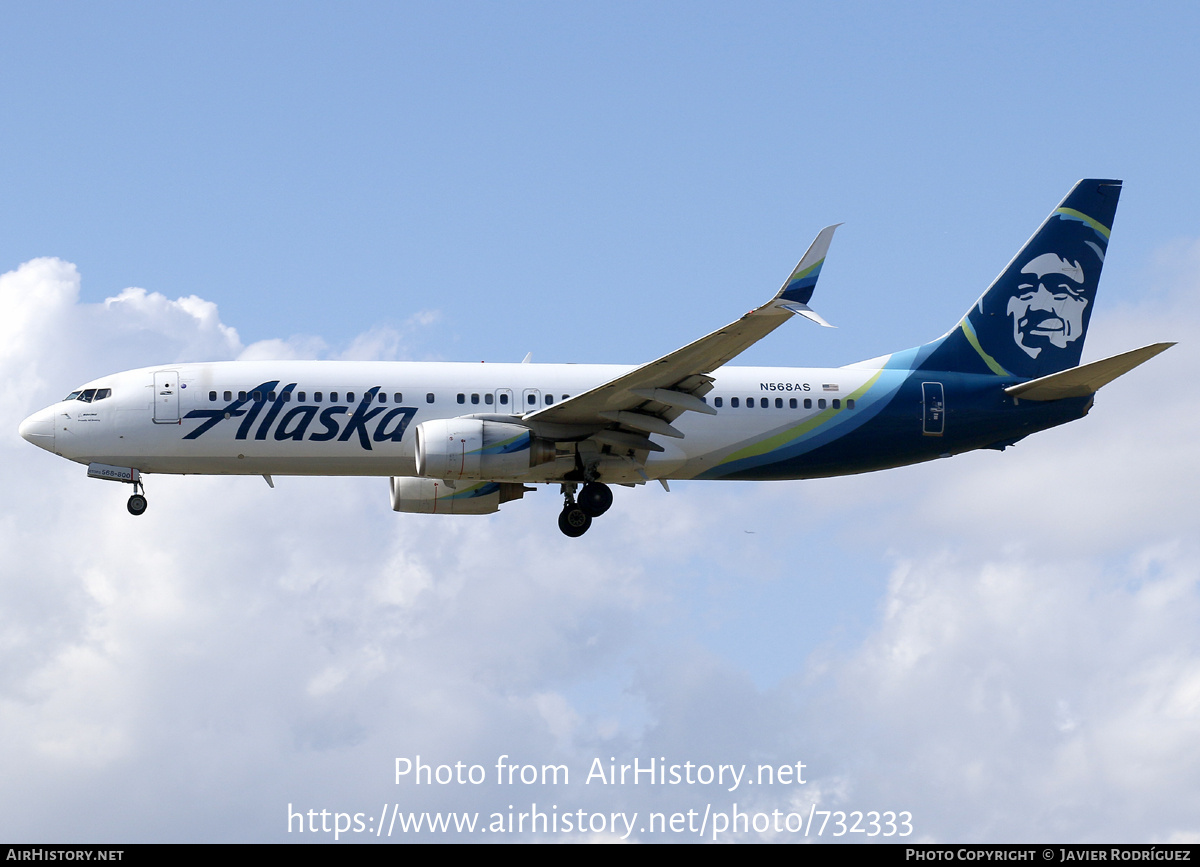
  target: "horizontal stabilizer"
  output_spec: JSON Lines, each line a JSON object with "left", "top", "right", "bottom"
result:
{"left": 1004, "top": 342, "right": 1174, "bottom": 401}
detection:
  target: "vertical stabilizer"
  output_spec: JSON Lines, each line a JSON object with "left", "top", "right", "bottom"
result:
{"left": 916, "top": 179, "right": 1122, "bottom": 379}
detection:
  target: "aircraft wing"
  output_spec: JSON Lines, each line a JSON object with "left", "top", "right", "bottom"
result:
{"left": 523, "top": 225, "right": 840, "bottom": 447}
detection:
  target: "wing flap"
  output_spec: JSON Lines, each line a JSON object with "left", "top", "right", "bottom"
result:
{"left": 629, "top": 387, "right": 719, "bottom": 415}
{"left": 597, "top": 410, "right": 685, "bottom": 438}
{"left": 592, "top": 429, "right": 666, "bottom": 453}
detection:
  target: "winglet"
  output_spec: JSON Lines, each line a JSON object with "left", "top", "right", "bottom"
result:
{"left": 774, "top": 223, "right": 841, "bottom": 327}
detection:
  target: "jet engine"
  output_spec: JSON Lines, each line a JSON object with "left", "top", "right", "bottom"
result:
{"left": 414, "top": 418, "right": 556, "bottom": 480}
{"left": 389, "top": 476, "right": 531, "bottom": 515}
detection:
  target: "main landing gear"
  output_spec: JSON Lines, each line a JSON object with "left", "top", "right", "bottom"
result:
{"left": 127, "top": 480, "right": 148, "bottom": 516}
{"left": 557, "top": 482, "right": 613, "bottom": 537}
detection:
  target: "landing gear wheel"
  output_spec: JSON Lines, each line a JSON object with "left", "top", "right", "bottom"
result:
{"left": 127, "top": 494, "right": 148, "bottom": 516}
{"left": 558, "top": 505, "right": 592, "bottom": 537}
{"left": 577, "top": 482, "right": 613, "bottom": 517}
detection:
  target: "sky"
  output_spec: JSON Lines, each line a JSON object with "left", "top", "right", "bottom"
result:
{"left": 2, "top": 0, "right": 1199, "bottom": 843}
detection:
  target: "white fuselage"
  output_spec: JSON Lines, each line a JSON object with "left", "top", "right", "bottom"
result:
{"left": 22, "top": 360, "right": 882, "bottom": 484}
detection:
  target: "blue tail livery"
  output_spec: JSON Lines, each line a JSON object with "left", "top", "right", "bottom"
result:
{"left": 915, "top": 179, "right": 1122, "bottom": 379}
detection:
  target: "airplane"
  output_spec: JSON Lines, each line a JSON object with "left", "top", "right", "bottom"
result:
{"left": 18, "top": 179, "right": 1173, "bottom": 537}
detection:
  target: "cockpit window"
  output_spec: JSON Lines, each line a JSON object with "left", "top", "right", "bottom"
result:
{"left": 63, "top": 387, "right": 112, "bottom": 402}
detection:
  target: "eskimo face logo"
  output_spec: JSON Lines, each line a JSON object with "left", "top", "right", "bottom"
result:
{"left": 1006, "top": 253, "right": 1089, "bottom": 359}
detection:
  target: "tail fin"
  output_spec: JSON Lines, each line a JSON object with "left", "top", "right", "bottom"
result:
{"left": 916, "top": 179, "right": 1122, "bottom": 379}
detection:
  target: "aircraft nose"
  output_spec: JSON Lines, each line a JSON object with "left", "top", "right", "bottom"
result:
{"left": 18, "top": 407, "right": 55, "bottom": 452}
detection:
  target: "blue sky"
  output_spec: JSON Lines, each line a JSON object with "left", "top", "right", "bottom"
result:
{"left": 7, "top": 2, "right": 1198, "bottom": 361}
{"left": 2, "top": 1, "right": 1199, "bottom": 843}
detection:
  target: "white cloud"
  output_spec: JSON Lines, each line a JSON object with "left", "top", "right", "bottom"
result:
{"left": 814, "top": 542, "right": 1200, "bottom": 842}
{"left": 238, "top": 336, "right": 328, "bottom": 361}
{"left": 337, "top": 325, "right": 406, "bottom": 361}
{"left": 102, "top": 288, "right": 243, "bottom": 359}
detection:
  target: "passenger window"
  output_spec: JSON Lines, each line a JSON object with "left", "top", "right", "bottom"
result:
{"left": 239, "top": 391, "right": 247, "bottom": 401}
{"left": 775, "top": 398, "right": 783, "bottom": 408}
{"left": 714, "top": 397, "right": 723, "bottom": 408}
{"left": 761, "top": 398, "right": 769, "bottom": 408}
{"left": 527, "top": 394, "right": 536, "bottom": 405}
{"left": 347, "top": 392, "right": 355, "bottom": 403}
{"left": 499, "top": 393, "right": 508, "bottom": 405}
{"left": 832, "top": 399, "right": 841, "bottom": 409}
{"left": 562, "top": 395, "right": 569, "bottom": 401}
{"left": 269, "top": 391, "right": 277, "bottom": 401}
{"left": 789, "top": 398, "right": 797, "bottom": 409}
{"left": 298, "top": 392, "right": 306, "bottom": 402}
{"left": 283, "top": 392, "right": 291, "bottom": 402}
{"left": 484, "top": 393, "right": 494, "bottom": 405}
{"left": 746, "top": 398, "right": 754, "bottom": 408}
{"left": 378, "top": 392, "right": 386, "bottom": 403}
{"left": 457, "top": 394, "right": 466, "bottom": 404}
{"left": 224, "top": 391, "right": 232, "bottom": 402}
{"left": 471, "top": 393, "right": 480, "bottom": 404}
{"left": 330, "top": 392, "right": 339, "bottom": 402}
{"left": 314, "top": 392, "right": 323, "bottom": 403}
{"left": 545, "top": 394, "right": 553, "bottom": 405}
{"left": 731, "top": 397, "right": 739, "bottom": 408}
{"left": 253, "top": 391, "right": 262, "bottom": 402}
{"left": 426, "top": 393, "right": 435, "bottom": 404}
{"left": 394, "top": 393, "right": 403, "bottom": 403}
{"left": 209, "top": 391, "right": 217, "bottom": 402}
{"left": 818, "top": 398, "right": 827, "bottom": 409}
{"left": 847, "top": 399, "right": 856, "bottom": 409}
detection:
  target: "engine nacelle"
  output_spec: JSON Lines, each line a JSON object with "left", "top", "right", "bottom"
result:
{"left": 389, "top": 476, "right": 530, "bottom": 515}
{"left": 414, "top": 418, "right": 555, "bottom": 480}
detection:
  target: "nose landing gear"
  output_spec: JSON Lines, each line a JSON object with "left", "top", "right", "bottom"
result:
{"left": 84, "top": 464, "right": 148, "bottom": 516}
{"left": 557, "top": 482, "right": 612, "bottom": 537}
{"left": 126, "top": 480, "right": 148, "bottom": 516}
